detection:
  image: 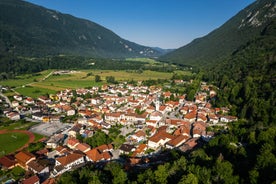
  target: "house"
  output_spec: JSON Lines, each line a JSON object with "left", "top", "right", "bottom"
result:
{"left": 179, "top": 138, "right": 199, "bottom": 152}
{"left": 166, "top": 134, "right": 189, "bottom": 149}
{"left": 220, "top": 116, "right": 238, "bottom": 123}
{"left": 184, "top": 112, "right": 197, "bottom": 123}
{"left": 52, "top": 153, "right": 85, "bottom": 177}
{"left": 173, "top": 125, "right": 191, "bottom": 137}
{"left": 132, "top": 144, "right": 147, "bottom": 157}
{"left": 105, "top": 112, "right": 122, "bottom": 123}
{"left": 119, "top": 144, "right": 135, "bottom": 154}
{"left": 25, "top": 97, "right": 35, "bottom": 104}
{"left": 149, "top": 111, "right": 163, "bottom": 121}
{"left": 76, "top": 143, "right": 91, "bottom": 153}
{"left": 192, "top": 121, "right": 206, "bottom": 138}
{"left": 180, "top": 106, "right": 189, "bottom": 115}
{"left": 197, "top": 113, "right": 207, "bottom": 123}
{"left": 85, "top": 146, "right": 112, "bottom": 163}
{"left": 15, "top": 151, "right": 36, "bottom": 169}
{"left": 27, "top": 160, "right": 49, "bottom": 178}
{"left": 0, "top": 155, "right": 17, "bottom": 170}
{"left": 11, "top": 101, "right": 19, "bottom": 107}
{"left": 66, "top": 137, "right": 80, "bottom": 149}
{"left": 146, "top": 120, "right": 159, "bottom": 128}
{"left": 130, "top": 130, "right": 146, "bottom": 143}
{"left": 148, "top": 131, "right": 175, "bottom": 149}
{"left": 6, "top": 111, "right": 20, "bottom": 120}
{"left": 101, "top": 121, "right": 111, "bottom": 129}
{"left": 22, "top": 175, "right": 40, "bottom": 184}
{"left": 32, "top": 112, "right": 45, "bottom": 121}
{"left": 208, "top": 113, "right": 219, "bottom": 124}
{"left": 96, "top": 144, "right": 113, "bottom": 153}
{"left": 68, "top": 124, "right": 82, "bottom": 137}
{"left": 38, "top": 96, "right": 51, "bottom": 104}
{"left": 13, "top": 95, "right": 23, "bottom": 101}
{"left": 46, "top": 134, "right": 65, "bottom": 148}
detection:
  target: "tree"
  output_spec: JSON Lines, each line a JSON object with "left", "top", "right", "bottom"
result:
{"left": 106, "top": 76, "right": 116, "bottom": 84}
{"left": 154, "top": 163, "right": 170, "bottom": 184}
{"left": 178, "top": 173, "right": 198, "bottom": 184}
{"left": 95, "top": 75, "right": 101, "bottom": 82}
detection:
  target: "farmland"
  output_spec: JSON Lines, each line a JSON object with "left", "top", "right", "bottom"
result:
{"left": 2, "top": 69, "right": 191, "bottom": 98}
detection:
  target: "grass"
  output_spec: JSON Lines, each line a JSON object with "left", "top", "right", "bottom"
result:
{"left": 0, "top": 132, "right": 29, "bottom": 157}
{"left": 2, "top": 69, "right": 192, "bottom": 98}
{"left": 15, "top": 86, "right": 57, "bottom": 98}
{"left": 0, "top": 118, "right": 37, "bottom": 131}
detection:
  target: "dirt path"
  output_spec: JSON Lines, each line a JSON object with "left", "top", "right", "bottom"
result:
{"left": 0, "top": 129, "right": 35, "bottom": 152}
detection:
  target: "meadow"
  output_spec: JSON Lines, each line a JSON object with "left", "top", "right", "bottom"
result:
{"left": 2, "top": 69, "right": 191, "bottom": 98}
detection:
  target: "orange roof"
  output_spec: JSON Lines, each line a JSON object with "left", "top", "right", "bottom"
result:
{"left": 67, "top": 137, "right": 80, "bottom": 147}
{"left": 22, "top": 175, "right": 39, "bottom": 184}
{"left": 15, "top": 151, "right": 35, "bottom": 164}
{"left": 86, "top": 149, "right": 102, "bottom": 162}
{"left": 96, "top": 144, "right": 113, "bottom": 153}
{"left": 135, "top": 130, "right": 146, "bottom": 137}
{"left": 167, "top": 134, "right": 189, "bottom": 147}
{"left": 76, "top": 143, "right": 91, "bottom": 153}
{"left": 42, "top": 178, "right": 55, "bottom": 184}
{"left": 56, "top": 153, "right": 84, "bottom": 166}
{"left": 135, "top": 144, "right": 147, "bottom": 153}
{"left": 149, "top": 131, "right": 174, "bottom": 143}
{"left": 184, "top": 112, "right": 197, "bottom": 119}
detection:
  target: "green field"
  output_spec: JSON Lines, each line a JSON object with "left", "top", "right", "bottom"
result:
{"left": 0, "top": 132, "right": 29, "bottom": 157}
{"left": 2, "top": 69, "right": 191, "bottom": 98}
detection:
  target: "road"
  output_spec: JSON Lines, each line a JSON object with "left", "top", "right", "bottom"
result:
{"left": 0, "top": 92, "right": 12, "bottom": 107}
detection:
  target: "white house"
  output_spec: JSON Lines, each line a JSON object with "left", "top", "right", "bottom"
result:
{"left": 52, "top": 153, "right": 85, "bottom": 177}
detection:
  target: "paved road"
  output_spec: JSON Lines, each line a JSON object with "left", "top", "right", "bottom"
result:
{"left": 0, "top": 92, "right": 11, "bottom": 107}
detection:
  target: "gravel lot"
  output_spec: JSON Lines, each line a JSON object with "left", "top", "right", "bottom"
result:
{"left": 29, "top": 122, "right": 72, "bottom": 137}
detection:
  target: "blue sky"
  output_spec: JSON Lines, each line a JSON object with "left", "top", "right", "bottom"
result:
{"left": 25, "top": 0, "right": 255, "bottom": 49}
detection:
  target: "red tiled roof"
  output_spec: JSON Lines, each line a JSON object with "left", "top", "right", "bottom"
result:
{"left": 76, "top": 143, "right": 91, "bottom": 153}
{"left": 86, "top": 149, "right": 102, "bottom": 162}
{"left": 0, "top": 155, "right": 17, "bottom": 168}
{"left": 167, "top": 134, "right": 189, "bottom": 147}
{"left": 149, "top": 131, "right": 174, "bottom": 143}
{"left": 56, "top": 153, "right": 84, "bottom": 166}
{"left": 15, "top": 151, "right": 35, "bottom": 165}
{"left": 22, "top": 175, "right": 39, "bottom": 184}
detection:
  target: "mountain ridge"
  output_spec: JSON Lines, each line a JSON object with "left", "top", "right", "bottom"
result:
{"left": 159, "top": 0, "right": 276, "bottom": 67}
{"left": 0, "top": 0, "right": 162, "bottom": 58}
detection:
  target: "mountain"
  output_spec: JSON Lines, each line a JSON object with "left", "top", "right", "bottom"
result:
{"left": 160, "top": 0, "right": 276, "bottom": 67}
{"left": 0, "top": 0, "right": 161, "bottom": 58}
{"left": 151, "top": 47, "right": 175, "bottom": 56}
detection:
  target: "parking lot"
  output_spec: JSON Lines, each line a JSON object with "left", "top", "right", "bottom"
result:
{"left": 29, "top": 122, "right": 72, "bottom": 137}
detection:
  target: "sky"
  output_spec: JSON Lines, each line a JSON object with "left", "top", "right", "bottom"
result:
{"left": 25, "top": 0, "right": 255, "bottom": 49}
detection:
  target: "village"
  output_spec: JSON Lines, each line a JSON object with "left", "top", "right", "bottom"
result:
{"left": 0, "top": 81, "right": 238, "bottom": 184}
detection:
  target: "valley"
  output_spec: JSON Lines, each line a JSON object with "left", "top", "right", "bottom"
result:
{"left": 0, "top": 0, "right": 275, "bottom": 183}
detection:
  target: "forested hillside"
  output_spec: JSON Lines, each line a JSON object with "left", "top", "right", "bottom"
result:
{"left": 160, "top": 0, "right": 276, "bottom": 67}
{"left": 203, "top": 19, "right": 276, "bottom": 127}
{"left": 0, "top": 0, "right": 161, "bottom": 58}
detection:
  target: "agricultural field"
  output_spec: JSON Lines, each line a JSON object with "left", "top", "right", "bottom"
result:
{"left": 2, "top": 69, "right": 191, "bottom": 98}
{"left": 0, "top": 132, "right": 29, "bottom": 157}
